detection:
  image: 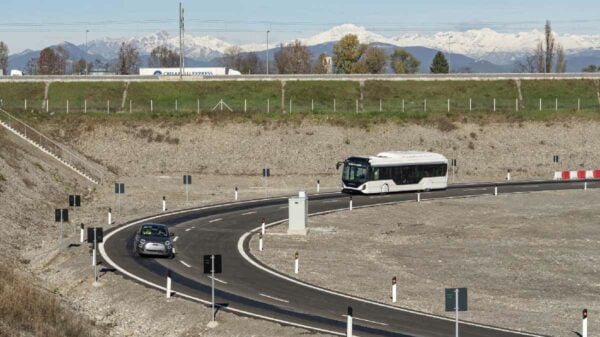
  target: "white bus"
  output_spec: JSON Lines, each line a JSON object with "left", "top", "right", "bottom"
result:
{"left": 139, "top": 67, "right": 242, "bottom": 76}
{"left": 339, "top": 151, "right": 448, "bottom": 194}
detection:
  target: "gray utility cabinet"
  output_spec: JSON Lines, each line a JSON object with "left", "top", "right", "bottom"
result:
{"left": 288, "top": 192, "right": 308, "bottom": 235}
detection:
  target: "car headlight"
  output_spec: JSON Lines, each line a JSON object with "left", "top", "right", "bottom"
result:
{"left": 138, "top": 239, "right": 146, "bottom": 247}
{"left": 164, "top": 241, "right": 171, "bottom": 246}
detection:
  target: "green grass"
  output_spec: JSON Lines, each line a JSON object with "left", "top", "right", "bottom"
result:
{"left": 1, "top": 80, "right": 599, "bottom": 126}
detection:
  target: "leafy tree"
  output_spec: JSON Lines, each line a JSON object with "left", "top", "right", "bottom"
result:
{"left": 38, "top": 47, "right": 69, "bottom": 75}
{"left": 430, "top": 51, "right": 449, "bottom": 74}
{"left": 221, "top": 46, "right": 243, "bottom": 70}
{"left": 517, "top": 20, "right": 565, "bottom": 73}
{"left": 313, "top": 53, "right": 331, "bottom": 74}
{"left": 361, "top": 46, "right": 387, "bottom": 74}
{"left": 117, "top": 42, "right": 139, "bottom": 75}
{"left": 555, "top": 45, "right": 567, "bottom": 73}
{"left": 582, "top": 65, "right": 599, "bottom": 72}
{"left": 240, "top": 52, "right": 263, "bottom": 74}
{"left": 333, "top": 34, "right": 367, "bottom": 74}
{"left": 26, "top": 58, "right": 39, "bottom": 75}
{"left": 390, "top": 48, "right": 420, "bottom": 74}
{"left": 73, "top": 58, "right": 92, "bottom": 74}
{"left": 0, "top": 42, "right": 8, "bottom": 75}
{"left": 148, "top": 45, "right": 180, "bottom": 67}
{"left": 274, "top": 40, "right": 312, "bottom": 74}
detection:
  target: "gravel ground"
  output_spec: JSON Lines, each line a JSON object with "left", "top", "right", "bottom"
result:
{"left": 252, "top": 189, "right": 600, "bottom": 337}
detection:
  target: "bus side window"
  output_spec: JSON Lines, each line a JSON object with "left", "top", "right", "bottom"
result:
{"left": 372, "top": 167, "right": 380, "bottom": 180}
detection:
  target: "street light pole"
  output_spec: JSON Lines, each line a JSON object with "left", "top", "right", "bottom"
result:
{"left": 266, "top": 30, "right": 270, "bottom": 75}
{"left": 179, "top": 2, "right": 185, "bottom": 79}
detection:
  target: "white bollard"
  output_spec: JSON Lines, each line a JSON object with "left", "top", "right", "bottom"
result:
{"left": 294, "top": 252, "right": 299, "bottom": 274}
{"left": 259, "top": 233, "right": 263, "bottom": 252}
{"left": 80, "top": 223, "right": 84, "bottom": 243}
{"left": 166, "top": 270, "right": 172, "bottom": 299}
{"left": 584, "top": 182, "right": 588, "bottom": 191}
{"left": 506, "top": 171, "right": 511, "bottom": 181}
{"left": 392, "top": 277, "right": 397, "bottom": 303}
{"left": 583, "top": 309, "right": 588, "bottom": 337}
{"left": 317, "top": 180, "right": 320, "bottom": 193}
{"left": 349, "top": 196, "right": 353, "bottom": 211}
{"left": 261, "top": 218, "right": 266, "bottom": 235}
{"left": 417, "top": 193, "right": 421, "bottom": 203}
{"left": 347, "top": 307, "right": 353, "bottom": 337}
{"left": 494, "top": 186, "right": 498, "bottom": 196}
{"left": 108, "top": 208, "right": 112, "bottom": 225}
{"left": 235, "top": 186, "right": 238, "bottom": 201}
{"left": 92, "top": 246, "right": 96, "bottom": 267}
{"left": 162, "top": 196, "right": 166, "bottom": 212}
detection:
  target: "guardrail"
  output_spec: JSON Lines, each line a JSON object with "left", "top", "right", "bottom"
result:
{"left": 0, "top": 108, "right": 104, "bottom": 184}
{"left": 0, "top": 73, "right": 599, "bottom": 82}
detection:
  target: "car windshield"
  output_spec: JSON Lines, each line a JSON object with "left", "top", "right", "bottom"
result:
{"left": 343, "top": 162, "right": 369, "bottom": 183}
{"left": 140, "top": 225, "right": 169, "bottom": 237}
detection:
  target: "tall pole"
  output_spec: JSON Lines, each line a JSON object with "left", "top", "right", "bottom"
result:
{"left": 85, "top": 30, "right": 89, "bottom": 75}
{"left": 266, "top": 30, "right": 270, "bottom": 75}
{"left": 455, "top": 288, "right": 459, "bottom": 337}
{"left": 179, "top": 2, "right": 185, "bottom": 79}
{"left": 211, "top": 255, "right": 215, "bottom": 322}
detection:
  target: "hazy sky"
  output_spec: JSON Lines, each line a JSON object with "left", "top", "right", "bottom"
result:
{"left": 2, "top": 0, "right": 599, "bottom": 53}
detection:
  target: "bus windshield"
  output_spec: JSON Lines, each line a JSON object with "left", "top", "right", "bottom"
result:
{"left": 343, "top": 161, "right": 370, "bottom": 185}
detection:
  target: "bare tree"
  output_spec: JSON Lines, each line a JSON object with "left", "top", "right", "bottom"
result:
{"left": 274, "top": 40, "right": 312, "bottom": 74}
{"left": 239, "top": 52, "right": 263, "bottom": 74}
{"left": 312, "top": 53, "right": 330, "bottom": 74}
{"left": 544, "top": 20, "right": 555, "bottom": 73}
{"left": 221, "top": 46, "right": 243, "bottom": 70}
{"left": 535, "top": 41, "right": 545, "bottom": 73}
{"left": 26, "top": 58, "right": 39, "bottom": 75}
{"left": 37, "top": 47, "right": 69, "bottom": 75}
{"left": 555, "top": 45, "right": 567, "bottom": 73}
{"left": 149, "top": 45, "right": 180, "bottom": 67}
{"left": 0, "top": 42, "right": 8, "bottom": 75}
{"left": 117, "top": 42, "right": 139, "bottom": 75}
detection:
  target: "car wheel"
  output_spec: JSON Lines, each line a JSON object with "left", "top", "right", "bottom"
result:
{"left": 381, "top": 184, "right": 389, "bottom": 194}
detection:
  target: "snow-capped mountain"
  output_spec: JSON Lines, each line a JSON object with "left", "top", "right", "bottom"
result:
{"left": 84, "top": 30, "right": 232, "bottom": 61}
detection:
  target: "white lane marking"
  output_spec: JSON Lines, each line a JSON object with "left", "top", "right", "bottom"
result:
{"left": 342, "top": 315, "right": 388, "bottom": 326}
{"left": 259, "top": 293, "right": 290, "bottom": 303}
{"left": 209, "top": 218, "right": 223, "bottom": 223}
{"left": 242, "top": 211, "right": 257, "bottom": 215}
{"left": 322, "top": 199, "right": 341, "bottom": 203}
{"left": 279, "top": 206, "right": 288, "bottom": 209}
{"left": 463, "top": 188, "right": 488, "bottom": 192}
{"left": 180, "top": 260, "right": 191, "bottom": 268}
{"left": 185, "top": 228, "right": 192, "bottom": 232}
{"left": 516, "top": 185, "right": 540, "bottom": 188}
{"left": 209, "top": 276, "right": 228, "bottom": 284}
{"left": 99, "top": 193, "right": 344, "bottom": 337}
{"left": 173, "top": 236, "right": 179, "bottom": 242}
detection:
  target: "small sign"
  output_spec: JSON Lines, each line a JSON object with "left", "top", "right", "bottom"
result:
{"left": 553, "top": 155, "right": 559, "bottom": 163}
{"left": 262, "top": 168, "right": 271, "bottom": 177}
{"left": 183, "top": 175, "right": 192, "bottom": 185}
{"left": 87, "top": 227, "right": 104, "bottom": 243}
{"left": 114, "top": 183, "right": 125, "bottom": 194}
{"left": 445, "top": 288, "right": 468, "bottom": 311}
{"left": 69, "top": 195, "right": 81, "bottom": 207}
{"left": 451, "top": 159, "right": 457, "bottom": 167}
{"left": 203, "top": 254, "right": 222, "bottom": 274}
{"left": 55, "top": 209, "right": 69, "bottom": 222}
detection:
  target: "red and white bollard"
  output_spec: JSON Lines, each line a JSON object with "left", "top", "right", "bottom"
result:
{"left": 392, "top": 277, "right": 397, "bottom": 303}
{"left": 259, "top": 233, "right": 263, "bottom": 252}
{"left": 294, "top": 252, "right": 299, "bottom": 274}
{"left": 583, "top": 309, "right": 588, "bottom": 337}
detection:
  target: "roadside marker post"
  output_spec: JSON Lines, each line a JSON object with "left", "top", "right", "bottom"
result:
{"left": 69, "top": 195, "right": 81, "bottom": 239}
{"left": 162, "top": 196, "right": 166, "bottom": 212}
{"left": 183, "top": 175, "right": 192, "bottom": 204}
{"left": 262, "top": 168, "right": 270, "bottom": 197}
{"left": 392, "top": 277, "right": 397, "bottom": 303}
{"left": 494, "top": 186, "right": 498, "bottom": 196}
{"left": 583, "top": 309, "right": 588, "bottom": 337}
{"left": 261, "top": 218, "right": 266, "bottom": 235}
{"left": 317, "top": 180, "right": 320, "bottom": 193}
{"left": 80, "top": 223, "right": 85, "bottom": 243}
{"left": 87, "top": 227, "right": 104, "bottom": 285}
{"left": 294, "top": 252, "right": 299, "bottom": 274}
{"left": 114, "top": 183, "right": 125, "bottom": 214}
{"left": 107, "top": 208, "right": 112, "bottom": 225}
{"left": 506, "top": 170, "right": 511, "bottom": 181}
{"left": 259, "top": 233, "right": 263, "bottom": 251}
{"left": 347, "top": 306, "right": 353, "bottom": 337}
{"left": 417, "top": 193, "right": 421, "bottom": 203}
{"left": 166, "top": 269, "right": 172, "bottom": 299}
{"left": 234, "top": 186, "right": 238, "bottom": 201}
{"left": 349, "top": 196, "right": 353, "bottom": 211}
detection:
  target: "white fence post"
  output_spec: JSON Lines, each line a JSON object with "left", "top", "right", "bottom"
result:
{"left": 555, "top": 97, "right": 558, "bottom": 111}
{"left": 66, "top": 100, "right": 69, "bottom": 114}
{"left": 402, "top": 99, "right": 405, "bottom": 113}
{"left": 424, "top": 99, "right": 427, "bottom": 112}
{"left": 469, "top": 98, "right": 472, "bottom": 112}
{"left": 244, "top": 99, "right": 247, "bottom": 113}
{"left": 334, "top": 98, "right": 336, "bottom": 113}
{"left": 267, "top": 99, "right": 270, "bottom": 113}
{"left": 289, "top": 99, "right": 292, "bottom": 114}
{"left": 46, "top": 99, "right": 49, "bottom": 113}
{"left": 197, "top": 98, "right": 200, "bottom": 114}
{"left": 24, "top": 99, "right": 27, "bottom": 110}
{"left": 380, "top": 99, "right": 383, "bottom": 112}
{"left": 539, "top": 98, "right": 542, "bottom": 111}
{"left": 130, "top": 99, "right": 132, "bottom": 113}
{"left": 150, "top": 99, "right": 153, "bottom": 113}
{"left": 447, "top": 98, "right": 450, "bottom": 113}
{"left": 578, "top": 98, "right": 581, "bottom": 111}
{"left": 515, "top": 98, "right": 519, "bottom": 112}
{"left": 84, "top": 99, "right": 87, "bottom": 113}
{"left": 175, "top": 99, "right": 178, "bottom": 111}
{"left": 356, "top": 99, "right": 358, "bottom": 113}
{"left": 311, "top": 99, "right": 314, "bottom": 112}
{"left": 107, "top": 100, "right": 110, "bottom": 114}
{"left": 493, "top": 98, "right": 496, "bottom": 112}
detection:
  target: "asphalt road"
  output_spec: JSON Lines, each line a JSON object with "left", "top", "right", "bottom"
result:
{"left": 100, "top": 179, "right": 595, "bottom": 337}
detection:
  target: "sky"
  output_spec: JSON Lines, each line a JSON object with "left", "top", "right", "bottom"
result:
{"left": 2, "top": 0, "right": 599, "bottom": 53}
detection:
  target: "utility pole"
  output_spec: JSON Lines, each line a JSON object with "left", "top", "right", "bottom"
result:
{"left": 179, "top": 2, "right": 185, "bottom": 79}
{"left": 266, "top": 30, "right": 270, "bottom": 75}
{"left": 85, "top": 30, "right": 90, "bottom": 75}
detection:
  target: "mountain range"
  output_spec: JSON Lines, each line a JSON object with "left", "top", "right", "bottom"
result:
{"left": 7, "top": 24, "right": 600, "bottom": 73}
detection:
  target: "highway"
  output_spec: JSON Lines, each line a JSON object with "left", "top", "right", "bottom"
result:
{"left": 100, "top": 179, "right": 594, "bottom": 337}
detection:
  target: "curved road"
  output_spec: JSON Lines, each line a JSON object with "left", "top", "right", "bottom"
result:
{"left": 100, "top": 179, "right": 594, "bottom": 337}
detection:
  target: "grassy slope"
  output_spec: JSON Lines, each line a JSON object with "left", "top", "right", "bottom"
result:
{"left": 1, "top": 80, "right": 598, "bottom": 123}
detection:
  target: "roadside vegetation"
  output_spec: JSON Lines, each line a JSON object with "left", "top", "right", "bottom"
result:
{"left": 0, "top": 262, "right": 99, "bottom": 337}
